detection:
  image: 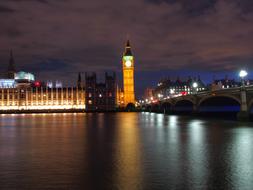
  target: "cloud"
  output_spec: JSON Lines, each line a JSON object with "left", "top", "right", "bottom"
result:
{"left": 0, "top": 0, "right": 253, "bottom": 95}
{"left": 0, "top": 5, "right": 15, "bottom": 13}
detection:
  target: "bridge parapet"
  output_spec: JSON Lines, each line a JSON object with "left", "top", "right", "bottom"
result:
{"left": 143, "top": 86, "right": 253, "bottom": 121}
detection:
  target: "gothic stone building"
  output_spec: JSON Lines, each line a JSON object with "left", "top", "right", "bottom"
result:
{"left": 85, "top": 72, "right": 116, "bottom": 111}
{"left": 0, "top": 51, "right": 85, "bottom": 112}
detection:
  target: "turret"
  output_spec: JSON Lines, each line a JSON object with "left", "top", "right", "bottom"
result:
{"left": 77, "top": 72, "right": 82, "bottom": 89}
{"left": 7, "top": 50, "right": 16, "bottom": 79}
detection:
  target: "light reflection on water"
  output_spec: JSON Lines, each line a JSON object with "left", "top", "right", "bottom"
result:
{"left": 114, "top": 113, "right": 143, "bottom": 190}
{"left": 0, "top": 113, "right": 253, "bottom": 189}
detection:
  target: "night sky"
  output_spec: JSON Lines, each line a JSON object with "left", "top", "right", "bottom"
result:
{"left": 1, "top": 0, "right": 253, "bottom": 97}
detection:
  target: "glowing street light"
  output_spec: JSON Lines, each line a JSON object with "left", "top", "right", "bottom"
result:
{"left": 158, "top": 93, "right": 163, "bottom": 99}
{"left": 192, "top": 82, "right": 198, "bottom": 94}
{"left": 239, "top": 70, "right": 248, "bottom": 78}
{"left": 239, "top": 69, "right": 248, "bottom": 87}
{"left": 192, "top": 82, "right": 198, "bottom": 88}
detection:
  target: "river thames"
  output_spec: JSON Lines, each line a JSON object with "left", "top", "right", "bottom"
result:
{"left": 0, "top": 113, "right": 253, "bottom": 190}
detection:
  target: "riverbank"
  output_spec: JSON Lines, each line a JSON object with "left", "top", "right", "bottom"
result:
{"left": 0, "top": 109, "right": 252, "bottom": 121}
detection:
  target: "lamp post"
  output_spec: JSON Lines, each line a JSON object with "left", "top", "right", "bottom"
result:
{"left": 192, "top": 82, "right": 198, "bottom": 94}
{"left": 238, "top": 69, "right": 249, "bottom": 121}
{"left": 239, "top": 70, "right": 248, "bottom": 88}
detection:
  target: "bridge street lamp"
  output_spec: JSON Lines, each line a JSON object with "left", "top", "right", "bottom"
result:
{"left": 239, "top": 70, "right": 248, "bottom": 87}
{"left": 192, "top": 82, "right": 198, "bottom": 94}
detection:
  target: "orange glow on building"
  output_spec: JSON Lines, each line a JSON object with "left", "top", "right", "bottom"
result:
{"left": 122, "top": 40, "right": 135, "bottom": 107}
{"left": 0, "top": 87, "right": 85, "bottom": 111}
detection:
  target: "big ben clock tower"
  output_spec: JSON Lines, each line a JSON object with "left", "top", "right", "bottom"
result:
{"left": 122, "top": 40, "right": 135, "bottom": 106}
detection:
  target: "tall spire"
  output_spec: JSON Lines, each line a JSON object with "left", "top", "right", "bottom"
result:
{"left": 77, "top": 72, "right": 82, "bottom": 88}
{"left": 7, "top": 49, "right": 16, "bottom": 79}
{"left": 124, "top": 39, "right": 132, "bottom": 56}
{"left": 126, "top": 39, "right": 130, "bottom": 47}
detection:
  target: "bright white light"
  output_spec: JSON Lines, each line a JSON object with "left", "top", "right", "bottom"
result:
{"left": 0, "top": 79, "right": 15, "bottom": 88}
{"left": 125, "top": 60, "right": 132, "bottom": 67}
{"left": 239, "top": 70, "right": 248, "bottom": 78}
{"left": 170, "top": 89, "right": 175, "bottom": 94}
{"left": 193, "top": 82, "right": 198, "bottom": 88}
{"left": 158, "top": 93, "right": 163, "bottom": 98}
{"left": 157, "top": 82, "right": 163, "bottom": 87}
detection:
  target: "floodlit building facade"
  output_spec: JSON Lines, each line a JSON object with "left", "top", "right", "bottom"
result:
{"left": 0, "top": 51, "right": 85, "bottom": 112}
{"left": 122, "top": 40, "right": 136, "bottom": 107}
{"left": 153, "top": 76, "right": 206, "bottom": 100}
{"left": 0, "top": 87, "right": 85, "bottom": 111}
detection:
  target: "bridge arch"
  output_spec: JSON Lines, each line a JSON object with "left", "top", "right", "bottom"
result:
{"left": 174, "top": 98, "right": 195, "bottom": 105}
{"left": 198, "top": 95, "right": 241, "bottom": 113}
{"left": 198, "top": 95, "right": 241, "bottom": 107}
{"left": 174, "top": 99, "right": 194, "bottom": 112}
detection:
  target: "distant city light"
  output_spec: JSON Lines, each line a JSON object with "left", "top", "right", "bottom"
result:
{"left": 158, "top": 93, "right": 163, "bottom": 98}
{"left": 47, "top": 81, "right": 53, "bottom": 88}
{"left": 170, "top": 89, "right": 175, "bottom": 94}
{"left": 55, "top": 81, "right": 63, "bottom": 88}
{"left": 34, "top": 81, "right": 41, "bottom": 87}
{"left": 0, "top": 79, "right": 15, "bottom": 88}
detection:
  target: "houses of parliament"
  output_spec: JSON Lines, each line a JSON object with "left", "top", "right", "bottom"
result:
{"left": 0, "top": 41, "right": 136, "bottom": 112}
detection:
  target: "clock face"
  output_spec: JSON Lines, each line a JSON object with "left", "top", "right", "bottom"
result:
{"left": 125, "top": 60, "right": 132, "bottom": 67}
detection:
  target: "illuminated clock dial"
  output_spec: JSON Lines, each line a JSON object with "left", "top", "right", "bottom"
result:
{"left": 125, "top": 60, "right": 132, "bottom": 67}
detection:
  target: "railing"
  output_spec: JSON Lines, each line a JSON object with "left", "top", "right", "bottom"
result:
{"left": 143, "top": 85, "right": 253, "bottom": 105}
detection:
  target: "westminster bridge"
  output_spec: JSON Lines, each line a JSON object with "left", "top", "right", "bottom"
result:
{"left": 142, "top": 86, "right": 253, "bottom": 120}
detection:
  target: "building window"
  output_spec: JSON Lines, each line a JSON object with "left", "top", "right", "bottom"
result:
{"left": 89, "top": 93, "right": 92, "bottom": 98}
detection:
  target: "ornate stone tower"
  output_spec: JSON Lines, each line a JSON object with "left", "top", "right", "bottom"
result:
{"left": 122, "top": 40, "right": 135, "bottom": 106}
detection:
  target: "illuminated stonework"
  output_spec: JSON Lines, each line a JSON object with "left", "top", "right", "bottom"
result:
{"left": 15, "top": 71, "right": 35, "bottom": 82}
{"left": 122, "top": 40, "right": 135, "bottom": 106}
{"left": 0, "top": 87, "right": 85, "bottom": 111}
{"left": 1, "top": 51, "right": 86, "bottom": 112}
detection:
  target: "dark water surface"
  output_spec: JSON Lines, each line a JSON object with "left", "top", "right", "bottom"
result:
{"left": 0, "top": 113, "right": 253, "bottom": 190}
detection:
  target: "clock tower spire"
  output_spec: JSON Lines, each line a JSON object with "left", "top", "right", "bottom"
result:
{"left": 122, "top": 39, "right": 135, "bottom": 107}
{"left": 124, "top": 40, "right": 132, "bottom": 56}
